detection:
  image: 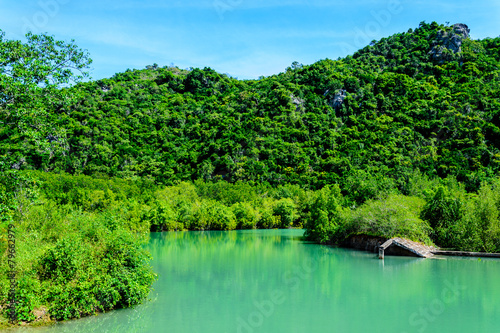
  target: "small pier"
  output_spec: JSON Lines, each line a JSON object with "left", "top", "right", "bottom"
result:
{"left": 378, "top": 237, "right": 437, "bottom": 259}
{"left": 347, "top": 234, "right": 500, "bottom": 259}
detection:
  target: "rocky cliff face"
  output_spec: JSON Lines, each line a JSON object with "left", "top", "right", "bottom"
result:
{"left": 429, "top": 23, "right": 470, "bottom": 62}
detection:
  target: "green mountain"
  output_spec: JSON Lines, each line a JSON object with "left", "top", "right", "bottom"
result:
{"left": 3, "top": 21, "right": 500, "bottom": 192}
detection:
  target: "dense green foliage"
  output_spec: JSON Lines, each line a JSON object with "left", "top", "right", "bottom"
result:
{"left": 3, "top": 22, "right": 500, "bottom": 195}
{"left": 2, "top": 21, "right": 500, "bottom": 326}
{"left": 305, "top": 171, "right": 500, "bottom": 252}
{"left": 0, "top": 172, "right": 156, "bottom": 326}
{"left": 2, "top": 171, "right": 500, "bottom": 325}
{"left": 0, "top": 29, "right": 92, "bottom": 257}
{"left": 0, "top": 29, "right": 92, "bottom": 172}
{"left": 0, "top": 171, "right": 307, "bottom": 325}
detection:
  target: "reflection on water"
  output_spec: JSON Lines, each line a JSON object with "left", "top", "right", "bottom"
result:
{"left": 14, "top": 229, "right": 500, "bottom": 333}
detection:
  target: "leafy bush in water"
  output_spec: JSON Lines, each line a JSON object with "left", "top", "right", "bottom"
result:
{"left": 420, "top": 186, "right": 464, "bottom": 248}
{"left": 273, "top": 198, "right": 298, "bottom": 228}
{"left": 38, "top": 229, "right": 156, "bottom": 320}
{"left": 190, "top": 199, "right": 237, "bottom": 230}
{"left": 99, "top": 231, "right": 156, "bottom": 309}
{"left": 231, "top": 202, "right": 260, "bottom": 229}
{"left": 422, "top": 182, "right": 500, "bottom": 252}
{"left": 304, "top": 185, "right": 345, "bottom": 243}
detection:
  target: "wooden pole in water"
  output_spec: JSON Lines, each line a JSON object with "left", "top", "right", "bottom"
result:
{"left": 378, "top": 239, "right": 393, "bottom": 259}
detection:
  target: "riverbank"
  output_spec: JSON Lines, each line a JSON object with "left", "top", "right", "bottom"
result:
{"left": 0, "top": 172, "right": 333, "bottom": 326}
{"left": 0, "top": 313, "right": 54, "bottom": 330}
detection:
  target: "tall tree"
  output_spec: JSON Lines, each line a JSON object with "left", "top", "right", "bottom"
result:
{"left": 0, "top": 33, "right": 92, "bottom": 320}
{"left": 0, "top": 30, "right": 92, "bottom": 169}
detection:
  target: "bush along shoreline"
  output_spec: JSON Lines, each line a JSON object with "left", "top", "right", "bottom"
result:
{"left": 0, "top": 171, "right": 157, "bottom": 328}
{"left": 304, "top": 174, "right": 500, "bottom": 253}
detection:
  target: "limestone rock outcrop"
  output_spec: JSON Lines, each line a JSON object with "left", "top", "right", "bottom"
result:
{"left": 332, "top": 89, "right": 347, "bottom": 112}
{"left": 429, "top": 23, "right": 470, "bottom": 62}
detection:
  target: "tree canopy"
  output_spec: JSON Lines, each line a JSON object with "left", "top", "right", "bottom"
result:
{"left": 2, "top": 22, "right": 498, "bottom": 194}
{"left": 0, "top": 30, "right": 92, "bottom": 170}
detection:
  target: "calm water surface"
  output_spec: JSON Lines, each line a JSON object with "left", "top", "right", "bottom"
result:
{"left": 16, "top": 229, "right": 500, "bottom": 333}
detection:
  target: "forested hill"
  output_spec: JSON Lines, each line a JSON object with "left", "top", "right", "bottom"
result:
{"left": 3, "top": 21, "right": 500, "bottom": 191}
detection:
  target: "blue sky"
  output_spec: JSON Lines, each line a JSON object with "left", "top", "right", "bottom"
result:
{"left": 1, "top": 0, "right": 499, "bottom": 80}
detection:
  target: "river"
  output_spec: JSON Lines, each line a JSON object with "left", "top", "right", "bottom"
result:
{"left": 13, "top": 229, "right": 500, "bottom": 333}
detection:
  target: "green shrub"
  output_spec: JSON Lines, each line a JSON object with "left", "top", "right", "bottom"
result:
{"left": 339, "top": 194, "right": 432, "bottom": 244}
{"left": 194, "top": 180, "right": 261, "bottom": 205}
{"left": 148, "top": 202, "right": 180, "bottom": 231}
{"left": 45, "top": 280, "right": 100, "bottom": 320}
{"left": 303, "top": 185, "right": 345, "bottom": 243}
{"left": 190, "top": 200, "right": 237, "bottom": 230}
{"left": 273, "top": 198, "right": 298, "bottom": 228}
{"left": 156, "top": 181, "right": 199, "bottom": 207}
{"left": 455, "top": 182, "right": 500, "bottom": 252}
{"left": 402, "top": 169, "right": 441, "bottom": 198}
{"left": 474, "top": 182, "right": 500, "bottom": 252}
{"left": 38, "top": 237, "right": 81, "bottom": 282}
{"left": 231, "top": 202, "right": 260, "bottom": 229}
{"left": 342, "top": 169, "right": 397, "bottom": 205}
{"left": 256, "top": 199, "right": 280, "bottom": 229}
{"left": 259, "top": 210, "right": 281, "bottom": 229}
{"left": 14, "top": 275, "right": 40, "bottom": 322}
{"left": 176, "top": 199, "right": 196, "bottom": 229}
{"left": 39, "top": 229, "right": 156, "bottom": 320}
{"left": 420, "top": 186, "right": 464, "bottom": 247}
{"left": 101, "top": 232, "right": 156, "bottom": 308}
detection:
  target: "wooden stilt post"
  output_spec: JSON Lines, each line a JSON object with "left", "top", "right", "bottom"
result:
{"left": 378, "top": 239, "right": 393, "bottom": 259}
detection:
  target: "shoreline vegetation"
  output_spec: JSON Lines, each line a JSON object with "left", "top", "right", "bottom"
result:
{"left": 1, "top": 21, "right": 500, "bottom": 326}
{"left": 2, "top": 170, "right": 500, "bottom": 327}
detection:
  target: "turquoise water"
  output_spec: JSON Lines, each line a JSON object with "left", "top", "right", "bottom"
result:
{"left": 16, "top": 229, "right": 500, "bottom": 332}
